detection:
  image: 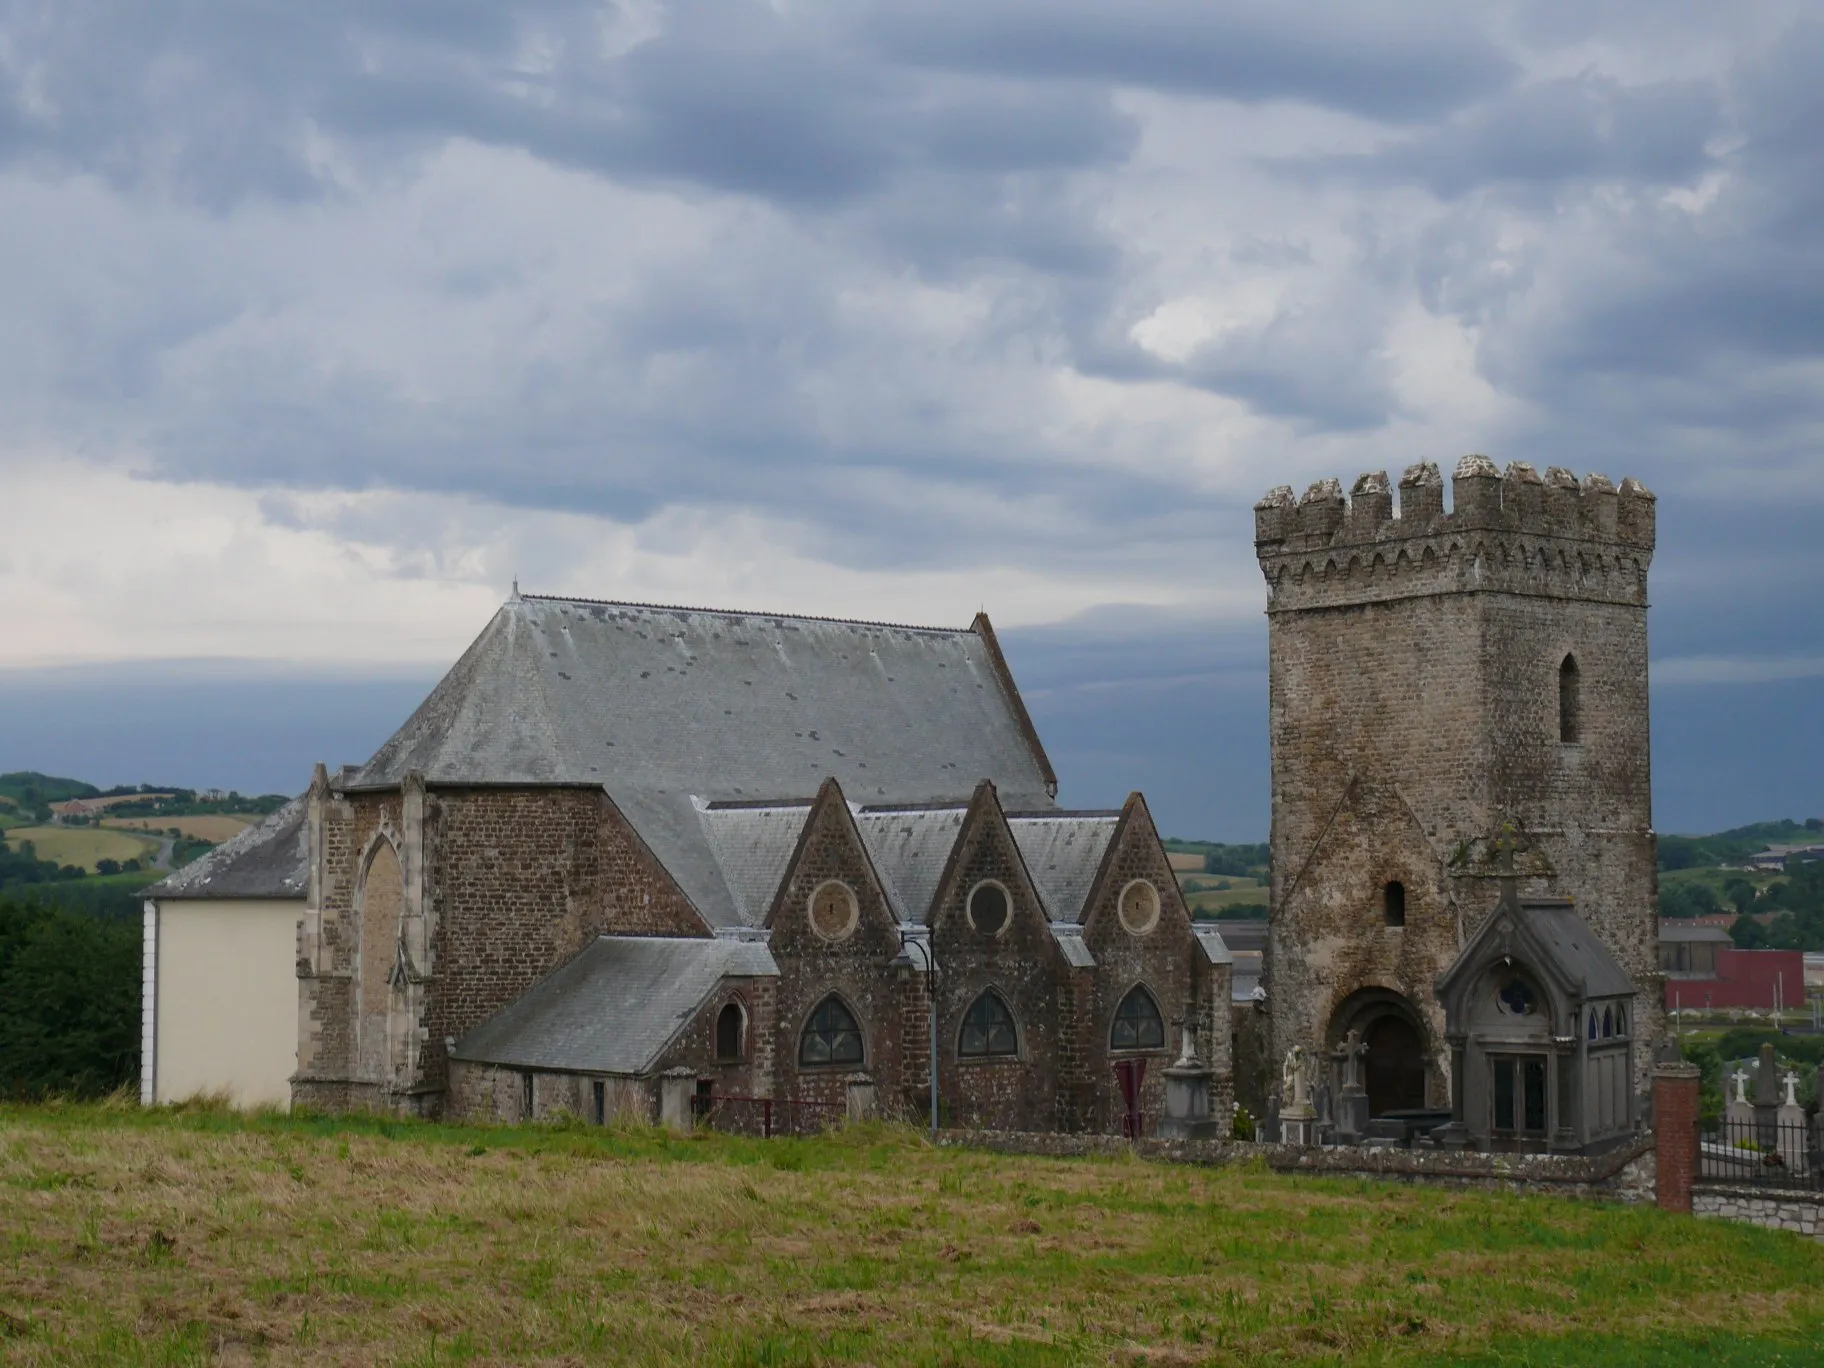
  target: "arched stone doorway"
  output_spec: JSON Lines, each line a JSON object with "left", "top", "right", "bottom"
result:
{"left": 1328, "top": 988, "right": 1431, "bottom": 1117}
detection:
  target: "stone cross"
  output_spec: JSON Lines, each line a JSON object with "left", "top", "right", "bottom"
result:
{"left": 1334, "top": 1028, "right": 1369, "bottom": 1092}
{"left": 1783, "top": 1071, "right": 1801, "bottom": 1109}
{"left": 1730, "top": 1067, "right": 1750, "bottom": 1105}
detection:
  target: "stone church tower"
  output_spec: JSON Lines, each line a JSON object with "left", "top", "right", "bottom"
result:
{"left": 1253, "top": 456, "right": 1661, "bottom": 1117}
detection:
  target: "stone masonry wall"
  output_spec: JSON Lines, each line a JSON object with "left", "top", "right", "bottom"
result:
{"left": 1257, "top": 459, "right": 1660, "bottom": 1102}
{"left": 299, "top": 783, "right": 708, "bottom": 1116}
{"left": 1694, "top": 1186, "right": 1824, "bottom": 1241}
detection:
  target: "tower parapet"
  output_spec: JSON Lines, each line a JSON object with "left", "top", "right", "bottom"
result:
{"left": 1254, "top": 456, "right": 1654, "bottom": 613}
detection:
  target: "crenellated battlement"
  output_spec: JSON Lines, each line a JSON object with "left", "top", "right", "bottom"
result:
{"left": 1254, "top": 456, "right": 1654, "bottom": 611}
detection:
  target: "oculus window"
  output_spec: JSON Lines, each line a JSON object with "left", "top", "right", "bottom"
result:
{"left": 1118, "top": 880, "right": 1161, "bottom": 935}
{"left": 808, "top": 880, "right": 859, "bottom": 942}
{"left": 968, "top": 881, "right": 1010, "bottom": 936}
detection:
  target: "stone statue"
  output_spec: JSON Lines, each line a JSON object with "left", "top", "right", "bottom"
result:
{"left": 1283, "top": 1045, "right": 1312, "bottom": 1109}
{"left": 1730, "top": 1067, "right": 1749, "bottom": 1105}
{"left": 1784, "top": 1071, "right": 1801, "bottom": 1109}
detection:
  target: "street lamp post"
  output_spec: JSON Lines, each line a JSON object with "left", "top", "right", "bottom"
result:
{"left": 892, "top": 935, "right": 939, "bottom": 1142}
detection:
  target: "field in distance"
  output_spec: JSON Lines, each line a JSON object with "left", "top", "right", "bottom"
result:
{"left": 2, "top": 824, "right": 161, "bottom": 871}
{"left": 1, "top": 1103, "right": 1819, "bottom": 1367}
{"left": 1178, "top": 872, "right": 1269, "bottom": 916}
{"left": 104, "top": 814, "right": 254, "bottom": 843}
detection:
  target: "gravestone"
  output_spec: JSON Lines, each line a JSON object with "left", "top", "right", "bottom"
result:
{"left": 1754, "top": 1043, "right": 1780, "bottom": 1151}
{"left": 1159, "top": 1021, "right": 1223, "bottom": 1141}
{"left": 1776, "top": 1070, "right": 1808, "bottom": 1173}
{"left": 1724, "top": 1064, "right": 1755, "bottom": 1132}
{"left": 1332, "top": 1029, "right": 1371, "bottom": 1144}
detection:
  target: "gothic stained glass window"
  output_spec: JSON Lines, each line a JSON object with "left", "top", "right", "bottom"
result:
{"left": 959, "top": 992, "right": 1018, "bottom": 1058}
{"left": 1110, "top": 985, "right": 1165, "bottom": 1051}
{"left": 799, "top": 996, "right": 864, "bottom": 1067}
{"left": 1497, "top": 977, "right": 1537, "bottom": 1016}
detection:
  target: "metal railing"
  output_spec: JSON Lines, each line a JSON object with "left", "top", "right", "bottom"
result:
{"left": 692, "top": 1093, "right": 846, "bottom": 1139}
{"left": 1699, "top": 1115, "right": 1823, "bottom": 1191}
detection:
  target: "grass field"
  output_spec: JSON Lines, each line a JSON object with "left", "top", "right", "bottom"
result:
{"left": 0, "top": 825, "right": 161, "bottom": 871}
{"left": 1165, "top": 852, "right": 1204, "bottom": 873}
{"left": 2, "top": 1104, "right": 1822, "bottom": 1366}
{"left": 1179, "top": 874, "right": 1271, "bottom": 915}
{"left": 105, "top": 815, "right": 254, "bottom": 843}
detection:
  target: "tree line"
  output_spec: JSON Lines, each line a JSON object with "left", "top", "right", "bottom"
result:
{"left": 0, "top": 895, "right": 139, "bottom": 1098}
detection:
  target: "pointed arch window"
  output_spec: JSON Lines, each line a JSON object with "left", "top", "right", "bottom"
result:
{"left": 959, "top": 991, "right": 1019, "bottom": 1058}
{"left": 1110, "top": 986, "right": 1165, "bottom": 1052}
{"left": 1588, "top": 1009, "right": 1598, "bottom": 1042}
{"left": 1383, "top": 880, "right": 1407, "bottom": 928}
{"left": 799, "top": 996, "right": 864, "bottom": 1067}
{"left": 715, "top": 1002, "right": 745, "bottom": 1062}
{"left": 1602, "top": 1006, "right": 1614, "bottom": 1039}
{"left": 1559, "top": 654, "right": 1581, "bottom": 743}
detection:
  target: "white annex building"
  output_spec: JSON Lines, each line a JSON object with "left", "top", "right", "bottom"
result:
{"left": 139, "top": 801, "right": 309, "bottom": 1107}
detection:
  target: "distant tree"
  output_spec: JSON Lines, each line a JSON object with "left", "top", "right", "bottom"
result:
{"left": 1729, "top": 914, "right": 1767, "bottom": 949}
{"left": 0, "top": 897, "right": 139, "bottom": 1097}
{"left": 121, "top": 858, "right": 141, "bottom": 873}
{"left": 1722, "top": 878, "right": 1758, "bottom": 917}
{"left": 94, "top": 859, "right": 120, "bottom": 876}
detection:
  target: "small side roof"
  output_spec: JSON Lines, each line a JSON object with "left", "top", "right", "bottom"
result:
{"left": 450, "top": 935, "right": 778, "bottom": 1076}
{"left": 142, "top": 798, "right": 308, "bottom": 901}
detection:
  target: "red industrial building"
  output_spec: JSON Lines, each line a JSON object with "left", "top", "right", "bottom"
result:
{"left": 1661, "top": 923, "right": 1806, "bottom": 1012}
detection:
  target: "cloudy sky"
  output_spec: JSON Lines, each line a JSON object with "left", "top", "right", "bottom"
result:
{"left": 2, "top": 1, "right": 1820, "bottom": 836}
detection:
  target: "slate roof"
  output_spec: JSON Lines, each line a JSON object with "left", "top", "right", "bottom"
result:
{"left": 1008, "top": 814, "right": 1120, "bottom": 923}
{"left": 1526, "top": 900, "right": 1636, "bottom": 998}
{"left": 349, "top": 595, "right": 1058, "bottom": 928}
{"left": 143, "top": 798, "right": 308, "bottom": 901}
{"left": 450, "top": 936, "right": 779, "bottom": 1076}
{"left": 697, "top": 800, "right": 812, "bottom": 926}
{"left": 854, "top": 805, "right": 967, "bottom": 922}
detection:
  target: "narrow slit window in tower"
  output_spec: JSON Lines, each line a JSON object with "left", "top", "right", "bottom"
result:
{"left": 1383, "top": 880, "right": 1406, "bottom": 927}
{"left": 1558, "top": 654, "right": 1581, "bottom": 743}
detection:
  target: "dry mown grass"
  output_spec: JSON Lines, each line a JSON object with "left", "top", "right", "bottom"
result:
{"left": 1, "top": 1102, "right": 1821, "bottom": 1367}
{"left": 1, "top": 826, "right": 160, "bottom": 871}
{"left": 104, "top": 816, "right": 255, "bottom": 843}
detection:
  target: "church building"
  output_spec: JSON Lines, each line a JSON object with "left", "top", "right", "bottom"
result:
{"left": 281, "top": 594, "right": 1232, "bottom": 1134}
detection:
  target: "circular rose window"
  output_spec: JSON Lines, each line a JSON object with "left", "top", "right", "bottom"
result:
{"left": 808, "top": 880, "right": 859, "bottom": 941}
{"left": 967, "top": 881, "right": 1010, "bottom": 936}
{"left": 1118, "top": 879, "right": 1161, "bottom": 935}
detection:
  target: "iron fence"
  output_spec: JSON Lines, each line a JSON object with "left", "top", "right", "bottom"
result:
{"left": 1699, "top": 1115, "right": 1824, "bottom": 1191}
{"left": 692, "top": 1093, "right": 846, "bottom": 1139}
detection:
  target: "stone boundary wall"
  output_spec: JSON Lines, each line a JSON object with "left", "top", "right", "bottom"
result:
{"left": 939, "top": 1129, "right": 1655, "bottom": 1202}
{"left": 1694, "top": 1185, "right": 1824, "bottom": 1241}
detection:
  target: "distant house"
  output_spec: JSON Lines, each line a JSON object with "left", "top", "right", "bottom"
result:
{"left": 139, "top": 801, "right": 308, "bottom": 1108}
{"left": 1743, "top": 844, "right": 1824, "bottom": 872}
{"left": 1659, "top": 921, "right": 1806, "bottom": 1013}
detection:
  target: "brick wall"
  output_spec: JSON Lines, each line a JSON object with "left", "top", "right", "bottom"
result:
{"left": 1653, "top": 1062, "right": 1700, "bottom": 1214}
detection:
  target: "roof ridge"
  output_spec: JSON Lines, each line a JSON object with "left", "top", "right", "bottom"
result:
{"left": 517, "top": 593, "right": 968, "bottom": 636}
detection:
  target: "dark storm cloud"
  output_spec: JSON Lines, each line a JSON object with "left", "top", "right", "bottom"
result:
{"left": 3, "top": 0, "right": 1823, "bottom": 570}
{"left": 1295, "top": 72, "right": 1722, "bottom": 198}
{"left": 864, "top": 0, "right": 1517, "bottom": 122}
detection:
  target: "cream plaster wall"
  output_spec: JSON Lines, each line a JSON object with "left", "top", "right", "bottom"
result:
{"left": 152, "top": 898, "right": 301, "bottom": 1108}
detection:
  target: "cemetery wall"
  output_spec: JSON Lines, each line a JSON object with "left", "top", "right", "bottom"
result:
{"left": 942, "top": 1130, "right": 1655, "bottom": 1202}
{"left": 1694, "top": 1185, "right": 1824, "bottom": 1241}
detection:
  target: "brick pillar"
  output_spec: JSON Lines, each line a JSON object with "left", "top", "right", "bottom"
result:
{"left": 1653, "top": 1062, "right": 1701, "bottom": 1214}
